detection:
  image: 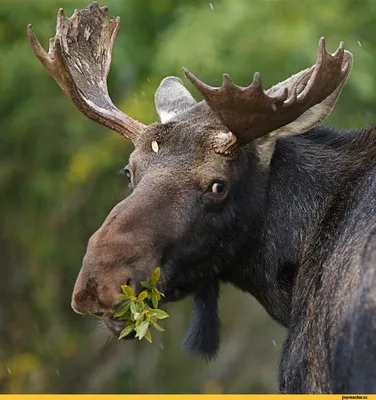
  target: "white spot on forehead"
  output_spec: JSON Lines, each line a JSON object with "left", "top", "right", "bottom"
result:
{"left": 151, "top": 141, "right": 159, "bottom": 153}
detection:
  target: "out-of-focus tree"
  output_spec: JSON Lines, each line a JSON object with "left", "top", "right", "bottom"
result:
{"left": 0, "top": 0, "right": 374, "bottom": 394}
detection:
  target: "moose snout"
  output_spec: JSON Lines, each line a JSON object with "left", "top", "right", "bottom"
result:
{"left": 71, "top": 267, "right": 134, "bottom": 316}
{"left": 71, "top": 209, "right": 161, "bottom": 317}
{"left": 71, "top": 231, "right": 139, "bottom": 316}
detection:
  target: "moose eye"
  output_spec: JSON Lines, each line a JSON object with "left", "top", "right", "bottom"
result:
{"left": 210, "top": 181, "right": 227, "bottom": 195}
{"left": 202, "top": 180, "right": 229, "bottom": 207}
{"left": 118, "top": 167, "right": 132, "bottom": 183}
{"left": 124, "top": 168, "right": 132, "bottom": 182}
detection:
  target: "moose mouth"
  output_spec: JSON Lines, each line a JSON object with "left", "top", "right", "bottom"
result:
{"left": 103, "top": 283, "right": 198, "bottom": 340}
{"left": 103, "top": 279, "right": 221, "bottom": 360}
{"left": 104, "top": 316, "right": 136, "bottom": 340}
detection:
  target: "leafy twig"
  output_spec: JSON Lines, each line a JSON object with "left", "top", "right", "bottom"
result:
{"left": 115, "top": 267, "right": 169, "bottom": 343}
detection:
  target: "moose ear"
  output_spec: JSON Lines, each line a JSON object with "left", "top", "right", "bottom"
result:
{"left": 264, "top": 58, "right": 352, "bottom": 139}
{"left": 155, "top": 77, "right": 197, "bottom": 123}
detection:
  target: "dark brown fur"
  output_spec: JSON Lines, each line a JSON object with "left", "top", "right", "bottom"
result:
{"left": 71, "top": 96, "right": 376, "bottom": 392}
{"left": 28, "top": 5, "right": 376, "bottom": 391}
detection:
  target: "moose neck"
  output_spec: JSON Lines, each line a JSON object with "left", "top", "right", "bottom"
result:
{"left": 222, "top": 125, "right": 358, "bottom": 328}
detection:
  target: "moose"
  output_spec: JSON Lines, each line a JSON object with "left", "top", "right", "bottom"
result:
{"left": 28, "top": 2, "right": 376, "bottom": 394}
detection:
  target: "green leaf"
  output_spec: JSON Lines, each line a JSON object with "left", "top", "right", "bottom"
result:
{"left": 150, "top": 267, "right": 160, "bottom": 285}
{"left": 150, "top": 309, "right": 169, "bottom": 320}
{"left": 151, "top": 290, "right": 158, "bottom": 309}
{"left": 121, "top": 285, "right": 135, "bottom": 298}
{"left": 119, "top": 294, "right": 132, "bottom": 301}
{"left": 117, "top": 312, "right": 131, "bottom": 321}
{"left": 114, "top": 302, "right": 131, "bottom": 318}
{"left": 119, "top": 323, "right": 135, "bottom": 340}
{"left": 138, "top": 290, "right": 148, "bottom": 301}
{"left": 144, "top": 328, "right": 153, "bottom": 343}
{"left": 150, "top": 319, "right": 165, "bottom": 332}
{"left": 155, "top": 289, "right": 161, "bottom": 301}
{"left": 135, "top": 320, "right": 149, "bottom": 340}
{"left": 143, "top": 303, "right": 153, "bottom": 312}
{"left": 141, "top": 281, "right": 153, "bottom": 290}
{"left": 133, "top": 312, "right": 142, "bottom": 321}
{"left": 135, "top": 314, "right": 145, "bottom": 327}
{"left": 130, "top": 301, "right": 139, "bottom": 315}
{"left": 137, "top": 301, "right": 144, "bottom": 312}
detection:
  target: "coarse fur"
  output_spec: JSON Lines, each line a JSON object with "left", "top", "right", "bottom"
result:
{"left": 182, "top": 279, "right": 221, "bottom": 359}
{"left": 74, "top": 100, "right": 376, "bottom": 393}
{"left": 254, "top": 125, "right": 376, "bottom": 393}
{"left": 29, "top": 3, "right": 376, "bottom": 393}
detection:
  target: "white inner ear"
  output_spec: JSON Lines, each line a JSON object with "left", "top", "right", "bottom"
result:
{"left": 158, "top": 110, "right": 178, "bottom": 123}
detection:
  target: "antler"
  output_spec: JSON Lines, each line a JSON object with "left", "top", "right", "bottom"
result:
{"left": 27, "top": 2, "right": 146, "bottom": 141}
{"left": 184, "top": 37, "right": 353, "bottom": 154}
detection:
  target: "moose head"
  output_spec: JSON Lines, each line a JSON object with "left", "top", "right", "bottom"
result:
{"left": 28, "top": 2, "right": 353, "bottom": 359}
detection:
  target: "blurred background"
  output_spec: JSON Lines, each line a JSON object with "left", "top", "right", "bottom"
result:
{"left": 1, "top": 0, "right": 375, "bottom": 394}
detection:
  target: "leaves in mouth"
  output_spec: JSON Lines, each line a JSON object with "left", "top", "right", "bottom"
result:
{"left": 115, "top": 267, "right": 169, "bottom": 343}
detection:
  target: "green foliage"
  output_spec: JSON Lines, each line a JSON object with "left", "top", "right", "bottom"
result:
{"left": 115, "top": 268, "right": 169, "bottom": 343}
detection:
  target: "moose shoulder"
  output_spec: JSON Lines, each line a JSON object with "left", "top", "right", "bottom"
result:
{"left": 28, "top": 2, "right": 376, "bottom": 394}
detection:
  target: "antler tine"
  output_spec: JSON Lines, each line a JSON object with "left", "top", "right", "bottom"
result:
{"left": 27, "top": 25, "right": 50, "bottom": 68}
{"left": 251, "top": 72, "right": 262, "bottom": 91}
{"left": 222, "top": 74, "right": 233, "bottom": 89}
{"left": 183, "top": 66, "right": 286, "bottom": 101}
{"left": 183, "top": 37, "right": 353, "bottom": 154}
{"left": 28, "top": 2, "right": 146, "bottom": 141}
{"left": 295, "top": 37, "right": 348, "bottom": 104}
{"left": 57, "top": 7, "right": 66, "bottom": 24}
{"left": 182, "top": 67, "right": 221, "bottom": 96}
